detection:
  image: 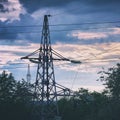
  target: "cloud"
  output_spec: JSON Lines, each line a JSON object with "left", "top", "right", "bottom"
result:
{"left": 86, "top": 0, "right": 120, "bottom": 5}
{"left": 0, "top": 0, "right": 119, "bottom": 55}
{"left": 66, "top": 27, "right": 120, "bottom": 45}
{"left": 0, "top": 13, "right": 41, "bottom": 41}
{"left": 71, "top": 31, "right": 108, "bottom": 40}
{"left": 0, "top": 0, "right": 26, "bottom": 22}
{"left": 1, "top": 41, "right": 120, "bottom": 73}
{"left": 53, "top": 42, "right": 120, "bottom": 72}
{"left": 0, "top": 0, "right": 120, "bottom": 44}
{"left": 19, "top": 0, "right": 120, "bottom": 15}
{"left": 0, "top": 41, "right": 39, "bottom": 65}
{"left": 0, "top": 40, "right": 119, "bottom": 91}
{"left": 110, "top": 27, "right": 120, "bottom": 34}
{"left": 0, "top": 2, "right": 8, "bottom": 13}
{"left": 19, "top": 0, "right": 76, "bottom": 13}
{"left": 0, "top": 0, "right": 119, "bottom": 92}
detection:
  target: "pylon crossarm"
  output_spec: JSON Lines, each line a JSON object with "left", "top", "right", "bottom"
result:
{"left": 34, "top": 90, "right": 75, "bottom": 97}
{"left": 52, "top": 49, "right": 82, "bottom": 64}
{"left": 55, "top": 83, "right": 75, "bottom": 96}
{"left": 29, "top": 58, "right": 40, "bottom": 63}
{"left": 21, "top": 48, "right": 40, "bottom": 59}
{"left": 53, "top": 58, "right": 70, "bottom": 61}
{"left": 52, "top": 49, "right": 67, "bottom": 60}
{"left": 70, "top": 60, "right": 82, "bottom": 64}
{"left": 21, "top": 56, "right": 82, "bottom": 64}
{"left": 21, "top": 47, "right": 82, "bottom": 64}
{"left": 53, "top": 58, "right": 82, "bottom": 64}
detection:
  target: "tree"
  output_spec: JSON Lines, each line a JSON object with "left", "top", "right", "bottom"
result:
{"left": 14, "top": 79, "right": 33, "bottom": 103}
{"left": 98, "top": 63, "right": 120, "bottom": 120}
{"left": 0, "top": 71, "right": 34, "bottom": 120}
{"left": 100, "top": 63, "right": 120, "bottom": 100}
{"left": 0, "top": 71, "right": 16, "bottom": 102}
{"left": 58, "top": 88, "right": 107, "bottom": 120}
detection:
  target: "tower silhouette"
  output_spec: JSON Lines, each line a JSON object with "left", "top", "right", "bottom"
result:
{"left": 26, "top": 64, "right": 31, "bottom": 84}
{"left": 21, "top": 15, "right": 81, "bottom": 120}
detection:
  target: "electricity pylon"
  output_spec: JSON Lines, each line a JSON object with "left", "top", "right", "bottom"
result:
{"left": 26, "top": 64, "right": 31, "bottom": 84}
{"left": 21, "top": 15, "right": 81, "bottom": 120}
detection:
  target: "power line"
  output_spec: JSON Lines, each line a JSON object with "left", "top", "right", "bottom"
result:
{"left": 0, "top": 44, "right": 120, "bottom": 67}
{"left": 0, "top": 20, "right": 120, "bottom": 35}
{"left": 0, "top": 63, "right": 27, "bottom": 66}
{"left": 0, "top": 25, "right": 42, "bottom": 28}
{"left": 50, "top": 21, "right": 120, "bottom": 26}
{"left": 0, "top": 44, "right": 119, "bottom": 69}
{"left": 0, "top": 58, "right": 119, "bottom": 70}
{"left": 0, "top": 31, "right": 42, "bottom": 34}
{"left": 0, "top": 20, "right": 120, "bottom": 28}
{"left": 71, "top": 64, "right": 81, "bottom": 90}
{"left": 0, "top": 62, "right": 35, "bottom": 66}
{"left": 0, "top": 65, "right": 37, "bottom": 69}
{"left": 82, "top": 45, "right": 120, "bottom": 62}
{"left": 0, "top": 26, "right": 119, "bottom": 34}
{"left": 83, "top": 58, "right": 120, "bottom": 64}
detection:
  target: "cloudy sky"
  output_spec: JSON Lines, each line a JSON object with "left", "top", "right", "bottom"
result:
{"left": 0, "top": 0, "right": 120, "bottom": 91}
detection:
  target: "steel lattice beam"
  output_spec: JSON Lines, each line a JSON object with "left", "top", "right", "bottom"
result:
{"left": 21, "top": 15, "right": 81, "bottom": 120}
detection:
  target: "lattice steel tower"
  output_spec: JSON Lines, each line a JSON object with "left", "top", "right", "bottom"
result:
{"left": 34, "top": 15, "right": 59, "bottom": 120}
{"left": 21, "top": 15, "right": 81, "bottom": 120}
{"left": 26, "top": 64, "right": 31, "bottom": 84}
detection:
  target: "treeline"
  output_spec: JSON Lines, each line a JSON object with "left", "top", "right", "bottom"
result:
{"left": 0, "top": 63, "right": 120, "bottom": 120}
{"left": 0, "top": 71, "right": 34, "bottom": 120}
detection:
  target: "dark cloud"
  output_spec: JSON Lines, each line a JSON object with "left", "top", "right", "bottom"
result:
{"left": 0, "top": 14, "right": 41, "bottom": 41}
{"left": 0, "top": 20, "right": 18, "bottom": 40}
{"left": 19, "top": 0, "right": 74, "bottom": 13}
{"left": 0, "top": 4, "right": 4, "bottom": 11}
{"left": 0, "top": 0, "right": 120, "bottom": 46}
{"left": 86, "top": 0, "right": 120, "bottom": 5}
{"left": 0, "top": 3, "right": 8, "bottom": 13}
{"left": 19, "top": 0, "right": 120, "bottom": 13}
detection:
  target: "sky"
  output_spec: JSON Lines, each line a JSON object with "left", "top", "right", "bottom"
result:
{"left": 0, "top": 0, "right": 120, "bottom": 91}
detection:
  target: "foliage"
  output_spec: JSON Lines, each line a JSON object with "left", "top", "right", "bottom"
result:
{"left": 0, "top": 63, "right": 120, "bottom": 120}
{"left": 0, "top": 71, "right": 34, "bottom": 120}
{"left": 58, "top": 88, "right": 108, "bottom": 120}
{"left": 100, "top": 63, "right": 120, "bottom": 100}
{"left": 0, "top": 71, "right": 16, "bottom": 102}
